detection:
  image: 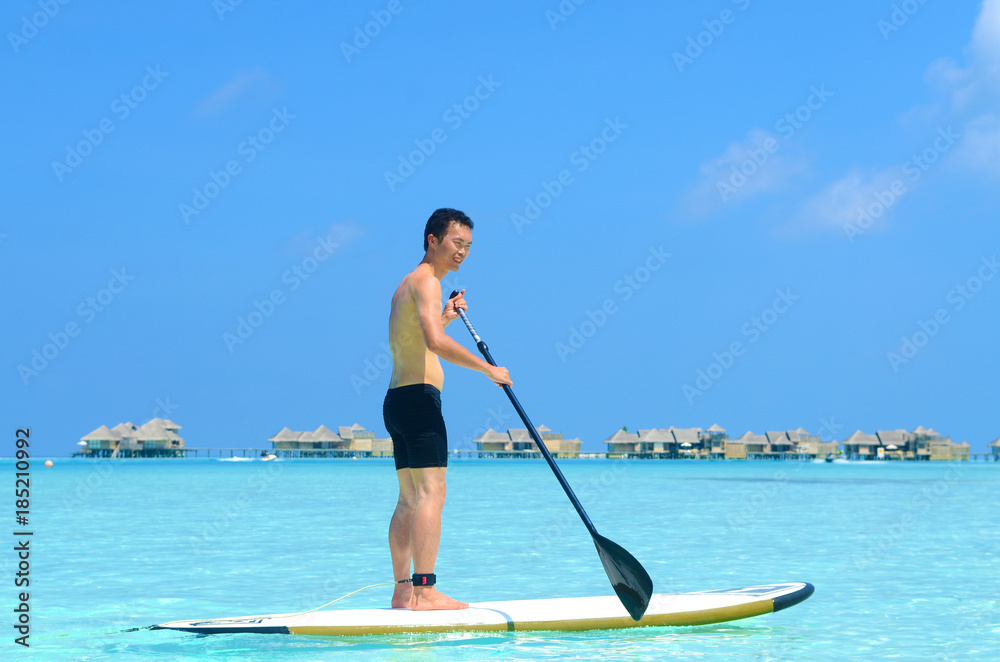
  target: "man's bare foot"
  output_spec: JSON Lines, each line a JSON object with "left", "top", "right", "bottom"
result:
{"left": 391, "top": 583, "right": 414, "bottom": 609}
{"left": 411, "top": 586, "right": 469, "bottom": 610}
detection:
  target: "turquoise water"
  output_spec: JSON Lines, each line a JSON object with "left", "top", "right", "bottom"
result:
{"left": 10, "top": 458, "right": 999, "bottom": 660}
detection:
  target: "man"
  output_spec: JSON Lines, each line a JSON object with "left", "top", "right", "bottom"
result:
{"left": 383, "top": 208, "right": 512, "bottom": 610}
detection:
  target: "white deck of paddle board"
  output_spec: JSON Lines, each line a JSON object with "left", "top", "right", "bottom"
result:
{"left": 154, "top": 582, "right": 814, "bottom": 635}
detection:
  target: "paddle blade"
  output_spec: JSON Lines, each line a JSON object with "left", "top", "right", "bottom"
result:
{"left": 593, "top": 534, "right": 653, "bottom": 621}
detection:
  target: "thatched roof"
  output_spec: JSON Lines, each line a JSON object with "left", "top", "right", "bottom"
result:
{"left": 638, "top": 428, "right": 674, "bottom": 442}
{"left": 669, "top": 427, "right": 701, "bottom": 445}
{"left": 154, "top": 418, "right": 181, "bottom": 430}
{"left": 311, "top": 425, "right": 341, "bottom": 442}
{"left": 707, "top": 423, "right": 726, "bottom": 433}
{"left": 766, "top": 431, "right": 790, "bottom": 444}
{"left": 508, "top": 428, "right": 533, "bottom": 442}
{"left": 605, "top": 429, "right": 639, "bottom": 443}
{"left": 474, "top": 428, "right": 510, "bottom": 443}
{"left": 794, "top": 427, "right": 809, "bottom": 434}
{"left": 989, "top": 437, "right": 1000, "bottom": 448}
{"left": 111, "top": 422, "right": 137, "bottom": 437}
{"left": 81, "top": 425, "right": 118, "bottom": 441}
{"left": 912, "top": 425, "right": 929, "bottom": 434}
{"left": 844, "top": 430, "right": 879, "bottom": 444}
{"left": 268, "top": 427, "right": 302, "bottom": 442}
{"left": 135, "top": 421, "right": 161, "bottom": 441}
{"left": 877, "top": 430, "right": 908, "bottom": 445}
{"left": 734, "top": 431, "right": 766, "bottom": 444}
{"left": 338, "top": 423, "right": 365, "bottom": 439}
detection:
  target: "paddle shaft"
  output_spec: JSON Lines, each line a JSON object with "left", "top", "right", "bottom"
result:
{"left": 449, "top": 292, "right": 598, "bottom": 538}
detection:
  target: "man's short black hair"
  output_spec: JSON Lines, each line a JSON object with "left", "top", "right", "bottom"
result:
{"left": 424, "top": 208, "right": 473, "bottom": 251}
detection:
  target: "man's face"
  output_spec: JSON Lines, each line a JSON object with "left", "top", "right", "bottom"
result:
{"left": 436, "top": 222, "right": 472, "bottom": 271}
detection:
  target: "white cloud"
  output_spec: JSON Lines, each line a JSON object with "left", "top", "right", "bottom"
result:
{"left": 790, "top": 167, "right": 906, "bottom": 237}
{"left": 926, "top": 0, "right": 1000, "bottom": 110}
{"left": 278, "top": 221, "right": 366, "bottom": 260}
{"left": 949, "top": 113, "right": 1000, "bottom": 177}
{"left": 195, "top": 68, "right": 273, "bottom": 115}
{"left": 792, "top": 1, "right": 1000, "bottom": 238}
{"left": 682, "top": 128, "right": 808, "bottom": 217}
{"left": 970, "top": 0, "right": 1000, "bottom": 68}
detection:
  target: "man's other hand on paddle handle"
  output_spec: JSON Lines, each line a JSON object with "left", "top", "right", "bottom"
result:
{"left": 442, "top": 288, "right": 467, "bottom": 325}
{"left": 447, "top": 289, "right": 512, "bottom": 389}
{"left": 486, "top": 365, "right": 512, "bottom": 388}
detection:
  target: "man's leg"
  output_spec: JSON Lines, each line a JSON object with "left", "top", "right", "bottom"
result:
{"left": 409, "top": 466, "right": 468, "bottom": 610}
{"left": 389, "top": 468, "right": 417, "bottom": 608}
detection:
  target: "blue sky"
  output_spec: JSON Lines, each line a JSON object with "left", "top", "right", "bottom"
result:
{"left": 4, "top": 0, "right": 999, "bottom": 456}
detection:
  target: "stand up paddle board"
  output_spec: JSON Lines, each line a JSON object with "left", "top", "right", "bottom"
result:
{"left": 153, "top": 581, "right": 813, "bottom": 636}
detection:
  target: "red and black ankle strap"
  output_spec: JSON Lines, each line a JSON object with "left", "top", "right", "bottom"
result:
{"left": 411, "top": 573, "right": 436, "bottom": 587}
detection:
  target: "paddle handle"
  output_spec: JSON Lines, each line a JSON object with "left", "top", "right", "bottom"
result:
{"left": 448, "top": 290, "right": 599, "bottom": 539}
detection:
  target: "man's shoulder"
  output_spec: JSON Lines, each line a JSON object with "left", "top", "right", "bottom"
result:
{"left": 403, "top": 266, "right": 440, "bottom": 296}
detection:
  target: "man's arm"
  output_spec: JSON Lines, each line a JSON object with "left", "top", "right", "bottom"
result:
{"left": 414, "top": 277, "right": 511, "bottom": 385}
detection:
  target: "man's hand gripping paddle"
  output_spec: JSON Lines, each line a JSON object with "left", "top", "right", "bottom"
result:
{"left": 448, "top": 290, "right": 653, "bottom": 621}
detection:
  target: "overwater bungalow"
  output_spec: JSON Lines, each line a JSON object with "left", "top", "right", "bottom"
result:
{"left": 989, "top": 437, "right": 1000, "bottom": 460}
{"left": 638, "top": 428, "right": 675, "bottom": 457}
{"left": 605, "top": 426, "right": 706, "bottom": 459}
{"left": 474, "top": 425, "right": 581, "bottom": 458}
{"left": 702, "top": 424, "right": 728, "bottom": 458}
{"left": 732, "top": 431, "right": 767, "bottom": 459}
{"left": 793, "top": 428, "right": 838, "bottom": 458}
{"left": 77, "top": 418, "right": 184, "bottom": 458}
{"left": 604, "top": 429, "right": 640, "bottom": 457}
{"left": 842, "top": 430, "right": 881, "bottom": 460}
{"left": 268, "top": 424, "right": 391, "bottom": 458}
{"left": 843, "top": 427, "right": 967, "bottom": 461}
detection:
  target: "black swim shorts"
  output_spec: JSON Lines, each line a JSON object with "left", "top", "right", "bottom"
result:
{"left": 383, "top": 383, "right": 448, "bottom": 470}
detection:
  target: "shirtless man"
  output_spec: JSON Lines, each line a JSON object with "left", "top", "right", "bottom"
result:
{"left": 383, "top": 208, "right": 512, "bottom": 611}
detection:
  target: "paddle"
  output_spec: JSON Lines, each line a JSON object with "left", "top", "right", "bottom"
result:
{"left": 448, "top": 290, "right": 653, "bottom": 621}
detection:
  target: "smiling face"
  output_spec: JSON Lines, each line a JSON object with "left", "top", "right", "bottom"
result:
{"left": 429, "top": 221, "right": 472, "bottom": 272}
